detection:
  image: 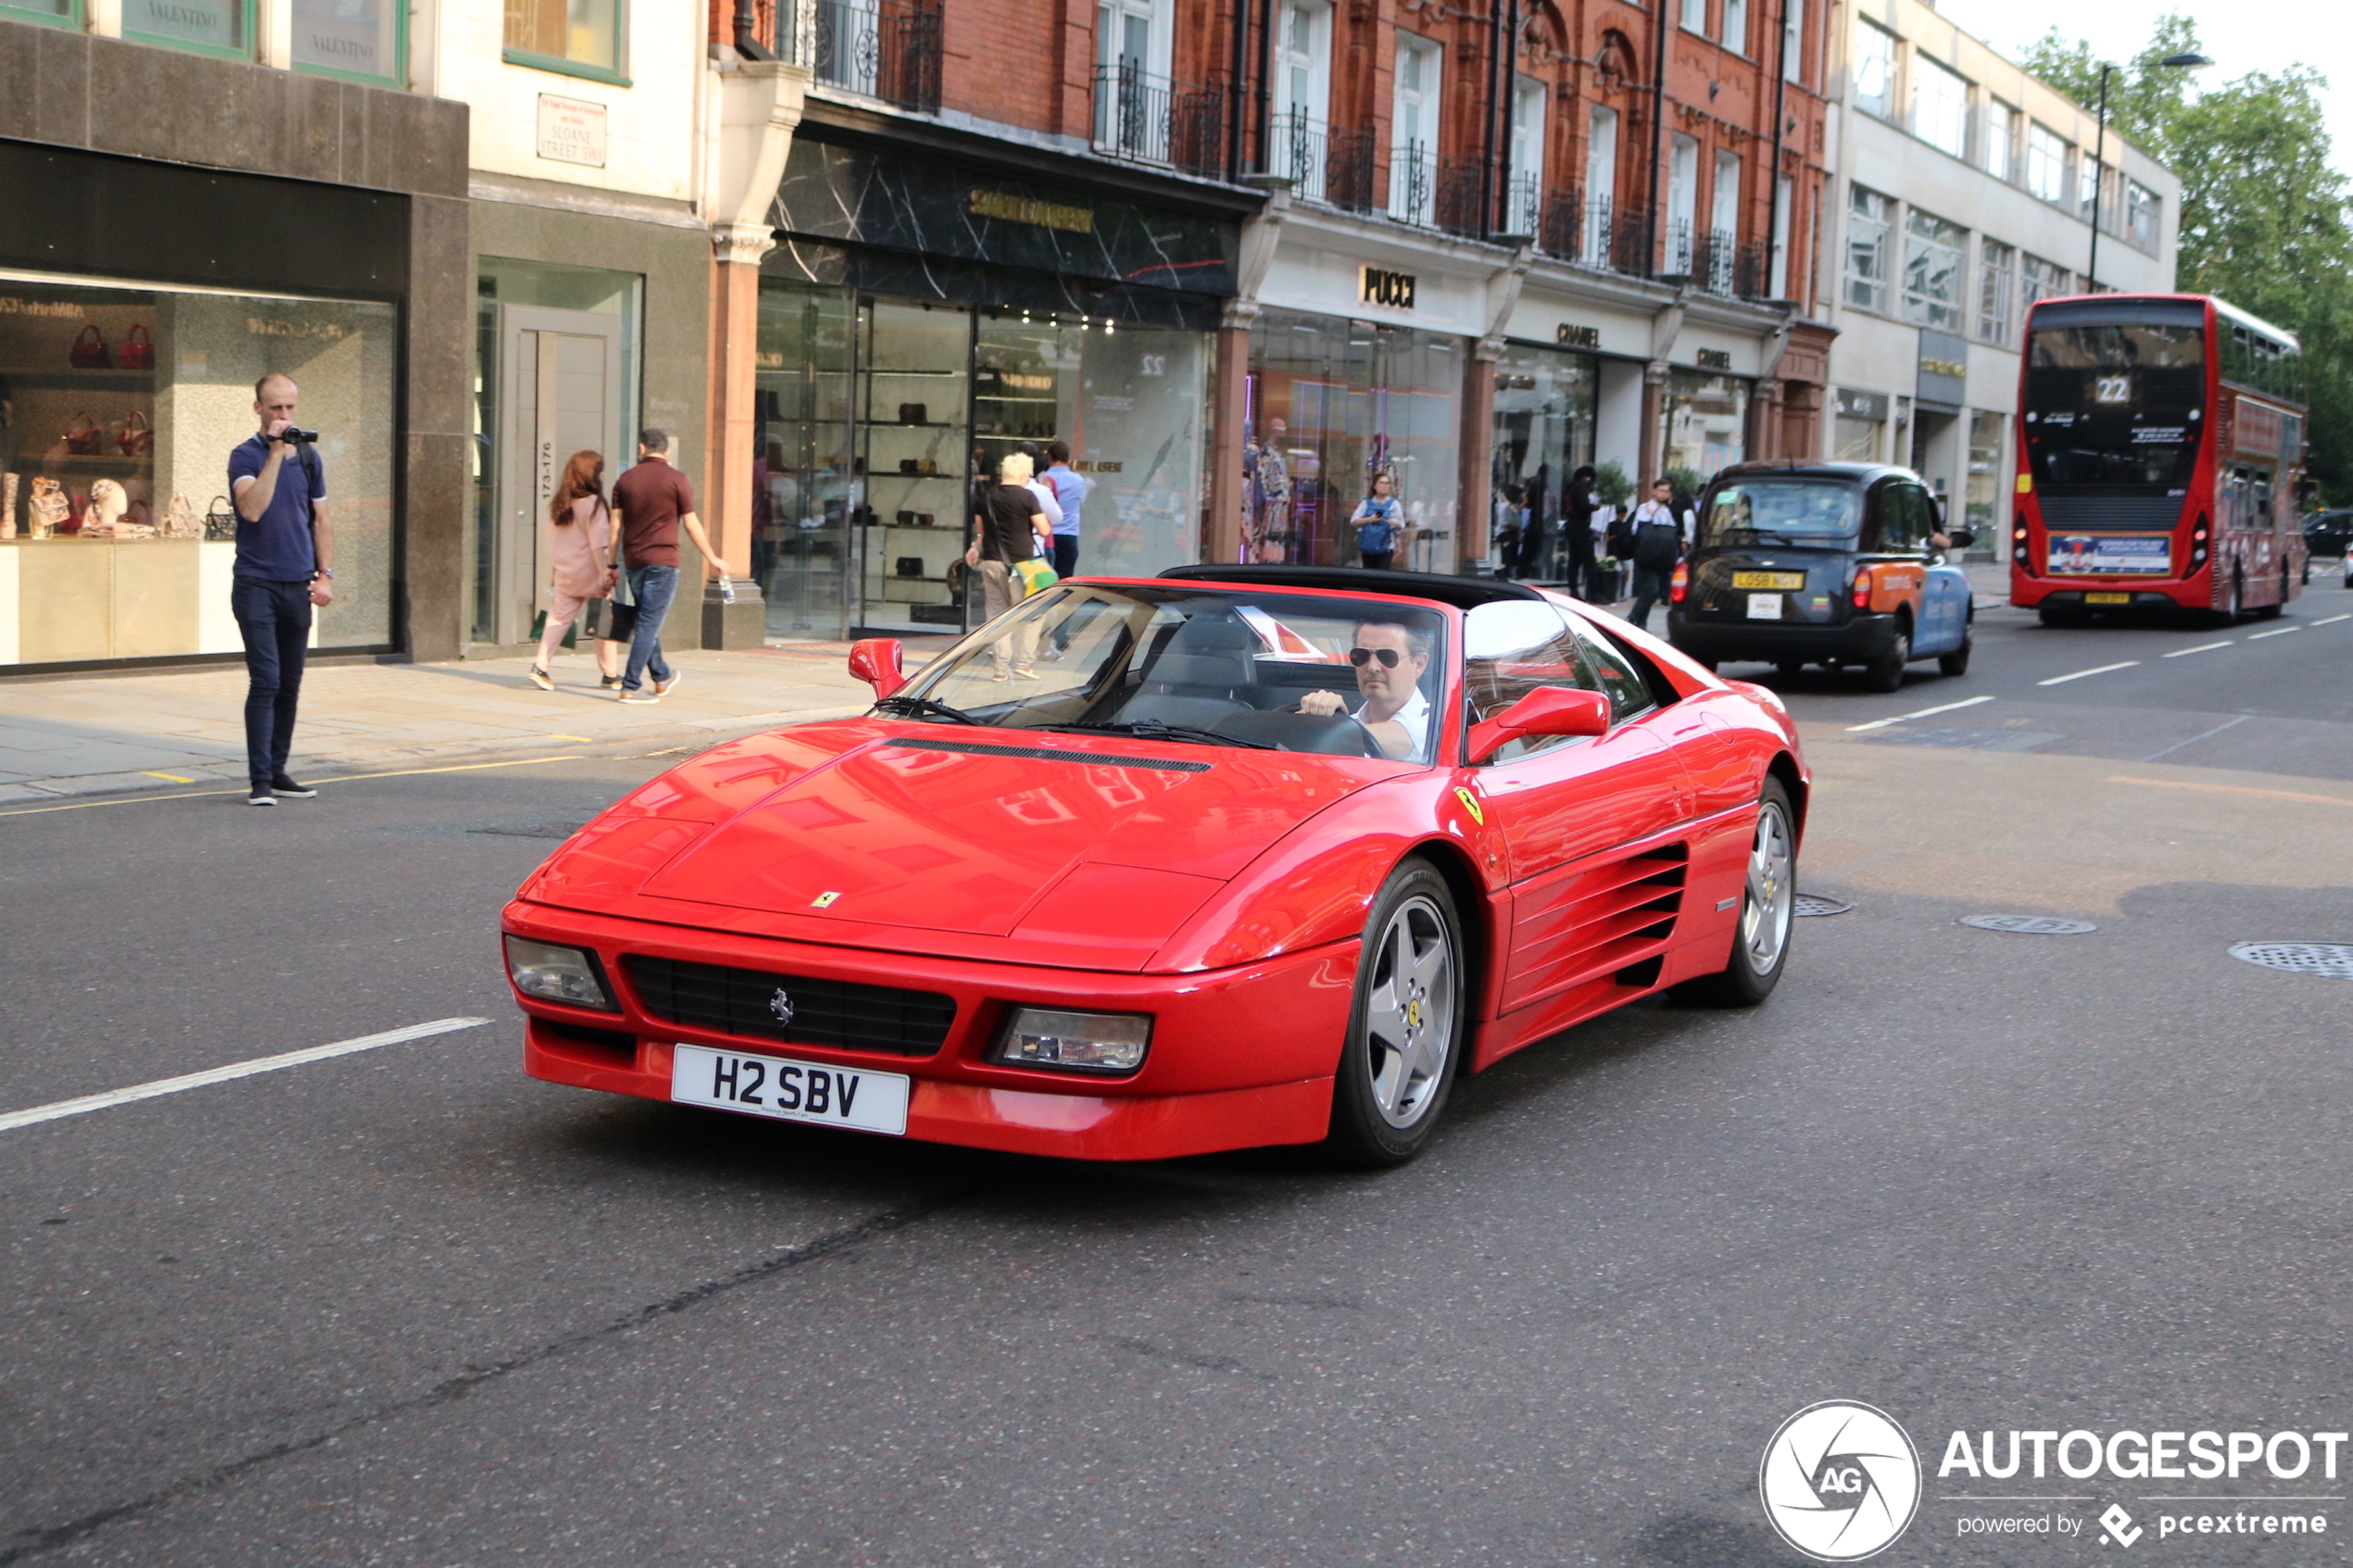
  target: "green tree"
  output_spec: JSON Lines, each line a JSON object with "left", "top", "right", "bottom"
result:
{"left": 2022, "top": 19, "right": 2353, "bottom": 502}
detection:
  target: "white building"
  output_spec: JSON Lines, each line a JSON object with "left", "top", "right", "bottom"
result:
{"left": 1816, "top": 0, "right": 2180, "bottom": 544}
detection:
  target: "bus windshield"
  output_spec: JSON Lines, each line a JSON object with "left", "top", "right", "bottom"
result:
{"left": 1701, "top": 479, "right": 1862, "bottom": 546}
{"left": 2025, "top": 321, "right": 2206, "bottom": 491}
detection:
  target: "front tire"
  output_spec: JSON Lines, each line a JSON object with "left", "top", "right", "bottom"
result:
{"left": 1324, "top": 859, "right": 1466, "bottom": 1168}
{"left": 1938, "top": 628, "right": 1973, "bottom": 677}
{"left": 1863, "top": 624, "right": 1909, "bottom": 692}
{"left": 1677, "top": 779, "right": 1797, "bottom": 1007}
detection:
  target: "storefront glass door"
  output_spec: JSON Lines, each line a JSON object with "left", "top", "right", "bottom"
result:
{"left": 754, "top": 284, "right": 856, "bottom": 640}
{"left": 1491, "top": 342, "right": 1597, "bottom": 574}
{"left": 494, "top": 305, "right": 623, "bottom": 647}
{"left": 857, "top": 300, "right": 972, "bottom": 633}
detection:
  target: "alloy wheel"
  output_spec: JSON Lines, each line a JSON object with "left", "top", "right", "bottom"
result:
{"left": 1363, "top": 894, "right": 1457, "bottom": 1129}
{"left": 1742, "top": 800, "right": 1795, "bottom": 975}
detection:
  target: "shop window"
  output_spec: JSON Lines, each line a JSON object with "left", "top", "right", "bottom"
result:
{"left": 0, "top": 0, "right": 80, "bottom": 29}
{"left": 1663, "top": 370, "right": 1749, "bottom": 486}
{"left": 1844, "top": 185, "right": 1892, "bottom": 315}
{"left": 0, "top": 272, "right": 396, "bottom": 670}
{"left": 293, "top": 0, "right": 403, "bottom": 83}
{"left": 504, "top": 0, "right": 626, "bottom": 83}
{"left": 1245, "top": 310, "right": 1461, "bottom": 571}
{"left": 123, "top": 0, "right": 252, "bottom": 59}
{"left": 1902, "top": 208, "right": 1965, "bottom": 331}
{"left": 1489, "top": 342, "right": 1596, "bottom": 575}
{"left": 1852, "top": 20, "right": 1894, "bottom": 120}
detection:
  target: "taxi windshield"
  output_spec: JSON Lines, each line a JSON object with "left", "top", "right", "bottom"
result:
{"left": 885, "top": 584, "right": 1448, "bottom": 763}
{"left": 1701, "top": 479, "right": 1862, "bottom": 546}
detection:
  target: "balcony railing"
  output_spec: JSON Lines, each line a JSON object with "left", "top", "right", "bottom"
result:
{"left": 781, "top": 0, "right": 941, "bottom": 113}
{"left": 1386, "top": 144, "right": 1481, "bottom": 235}
{"left": 1092, "top": 65, "right": 1227, "bottom": 180}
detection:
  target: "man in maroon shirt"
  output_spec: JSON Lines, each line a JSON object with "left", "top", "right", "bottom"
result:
{"left": 606, "top": 428, "right": 731, "bottom": 702}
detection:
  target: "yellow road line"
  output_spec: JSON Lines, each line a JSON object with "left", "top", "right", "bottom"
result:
{"left": 547, "top": 734, "right": 594, "bottom": 742}
{"left": 141, "top": 771, "right": 196, "bottom": 783}
{"left": 0, "top": 754, "right": 586, "bottom": 819}
{"left": 2108, "top": 775, "right": 2353, "bottom": 809}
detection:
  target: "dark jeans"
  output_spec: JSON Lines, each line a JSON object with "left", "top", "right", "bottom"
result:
{"left": 1511, "top": 520, "right": 1549, "bottom": 580}
{"left": 1051, "top": 534, "right": 1078, "bottom": 580}
{"left": 1628, "top": 563, "right": 1672, "bottom": 629}
{"left": 232, "top": 578, "right": 312, "bottom": 790}
{"left": 621, "top": 563, "right": 679, "bottom": 691}
{"left": 1361, "top": 550, "right": 1395, "bottom": 570}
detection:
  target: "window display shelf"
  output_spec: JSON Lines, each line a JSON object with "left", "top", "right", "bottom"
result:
{"left": 14, "top": 453, "right": 148, "bottom": 471}
{"left": 6, "top": 371, "right": 157, "bottom": 395}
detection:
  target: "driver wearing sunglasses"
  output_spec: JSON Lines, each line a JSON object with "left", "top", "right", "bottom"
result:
{"left": 1298, "top": 619, "right": 1432, "bottom": 762}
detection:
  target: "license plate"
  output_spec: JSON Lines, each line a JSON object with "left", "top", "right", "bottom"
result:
{"left": 2085, "top": 591, "right": 2132, "bottom": 605}
{"left": 1746, "top": 593, "right": 1784, "bottom": 620}
{"left": 671, "top": 1044, "right": 910, "bottom": 1135}
{"left": 1732, "top": 571, "right": 1806, "bottom": 590}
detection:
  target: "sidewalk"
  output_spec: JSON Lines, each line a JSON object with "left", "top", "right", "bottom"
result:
{"left": 0, "top": 641, "right": 949, "bottom": 803}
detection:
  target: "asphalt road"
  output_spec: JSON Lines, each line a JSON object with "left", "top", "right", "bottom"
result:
{"left": 3, "top": 577, "right": 2349, "bottom": 1566}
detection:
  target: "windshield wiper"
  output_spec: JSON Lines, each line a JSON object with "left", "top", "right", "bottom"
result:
{"left": 871, "top": 694, "right": 981, "bottom": 725}
{"left": 1039, "top": 720, "right": 1278, "bottom": 751}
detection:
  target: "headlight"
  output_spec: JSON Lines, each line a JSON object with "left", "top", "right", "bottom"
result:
{"left": 991, "top": 1007, "right": 1151, "bottom": 1073}
{"left": 504, "top": 935, "right": 616, "bottom": 1010}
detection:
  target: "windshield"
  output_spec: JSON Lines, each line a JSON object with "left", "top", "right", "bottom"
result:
{"left": 2025, "top": 320, "right": 2207, "bottom": 491}
{"left": 1700, "top": 479, "right": 1862, "bottom": 546}
{"left": 891, "top": 584, "right": 1449, "bottom": 763}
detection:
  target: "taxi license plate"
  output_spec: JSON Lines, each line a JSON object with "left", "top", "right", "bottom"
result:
{"left": 672, "top": 1044, "right": 910, "bottom": 1135}
{"left": 2085, "top": 592, "right": 2132, "bottom": 605}
{"left": 1732, "top": 571, "right": 1807, "bottom": 590}
{"left": 1746, "top": 593, "right": 1784, "bottom": 620}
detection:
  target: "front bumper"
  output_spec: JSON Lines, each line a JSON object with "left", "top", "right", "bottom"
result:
{"left": 502, "top": 899, "right": 1355, "bottom": 1161}
{"left": 1666, "top": 608, "right": 1899, "bottom": 664}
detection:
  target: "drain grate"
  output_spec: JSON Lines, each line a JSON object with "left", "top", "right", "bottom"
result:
{"left": 1960, "top": 914, "right": 2097, "bottom": 935}
{"left": 2229, "top": 942, "right": 2353, "bottom": 978}
{"left": 1794, "top": 895, "right": 1853, "bottom": 917}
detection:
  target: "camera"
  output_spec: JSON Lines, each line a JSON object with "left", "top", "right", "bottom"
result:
{"left": 275, "top": 426, "right": 320, "bottom": 444}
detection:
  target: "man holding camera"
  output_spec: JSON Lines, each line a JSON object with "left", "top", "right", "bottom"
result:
{"left": 228, "top": 372, "right": 333, "bottom": 808}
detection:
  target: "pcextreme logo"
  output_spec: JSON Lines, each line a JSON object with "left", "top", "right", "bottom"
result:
{"left": 1759, "top": 1400, "right": 1923, "bottom": 1561}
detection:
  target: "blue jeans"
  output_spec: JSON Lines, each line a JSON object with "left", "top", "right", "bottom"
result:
{"left": 1628, "top": 563, "right": 1672, "bottom": 629}
{"left": 621, "top": 564, "right": 678, "bottom": 691}
{"left": 1051, "top": 534, "right": 1078, "bottom": 580}
{"left": 232, "top": 578, "right": 312, "bottom": 790}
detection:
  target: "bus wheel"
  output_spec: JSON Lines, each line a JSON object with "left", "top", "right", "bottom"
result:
{"left": 2254, "top": 564, "right": 2288, "bottom": 620}
{"left": 2218, "top": 573, "right": 2244, "bottom": 626}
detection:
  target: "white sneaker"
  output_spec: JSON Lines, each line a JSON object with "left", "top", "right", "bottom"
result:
{"left": 246, "top": 793, "right": 276, "bottom": 808}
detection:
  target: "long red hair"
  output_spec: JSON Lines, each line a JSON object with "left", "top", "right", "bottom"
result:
{"left": 549, "top": 450, "right": 606, "bottom": 524}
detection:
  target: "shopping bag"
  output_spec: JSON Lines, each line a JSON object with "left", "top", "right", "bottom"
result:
{"left": 529, "top": 608, "right": 580, "bottom": 650}
{"left": 1012, "top": 556, "right": 1059, "bottom": 596}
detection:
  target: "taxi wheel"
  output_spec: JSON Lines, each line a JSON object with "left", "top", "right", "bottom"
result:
{"left": 1677, "top": 779, "right": 1796, "bottom": 1008}
{"left": 1938, "top": 629, "right": 1973, "bottom": 677}
{"left": 1863, "top": 624, "right": 1909, "bottom": 692}
{"left": 1324, "top": 859, "right": 1466, "bottom": 1168}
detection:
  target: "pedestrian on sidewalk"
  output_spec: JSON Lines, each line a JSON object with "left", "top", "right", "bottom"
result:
{"left": 1625, "top": 478, "right": 1683, "bottom": 631}
{"left": 1042, "top": 439, "right": 1090, "bottom": 581}
{"left": 966, "top": 451, "right": 1049, "bottom": 680}
{"left": 1352, "top": 471, "right": 1404, "bottom": 569}
{"left": 227, "top": 372, "right": 333, "bottom": 807}
{"left": 530, "top": 450, "right": 623, "bottom": 692}
{"left": 608, "top": 429, "right": 730, "bottom": 705}
{"left": 1561, "top": 463, "right": 1598, "bottom": 600}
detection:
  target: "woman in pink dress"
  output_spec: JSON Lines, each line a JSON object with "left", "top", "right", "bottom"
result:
{"left": 530, "top": 450, "right": 624, "bottom": 690}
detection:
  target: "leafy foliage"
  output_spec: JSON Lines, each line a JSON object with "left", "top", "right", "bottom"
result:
{"left": 2023, "top": 17, "right": 2353, "bottom": 502}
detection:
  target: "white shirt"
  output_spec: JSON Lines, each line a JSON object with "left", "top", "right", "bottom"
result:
{"left": 1353, "top": 684, "right": 1432, "bottom": 764}
{"left": 1025, "top": 478, "right": 1063, "bottom": 533}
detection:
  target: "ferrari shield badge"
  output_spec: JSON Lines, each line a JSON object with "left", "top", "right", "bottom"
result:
{"left": 1453, "top": 786, "right": 1484, "bottom": 826}
{"left": 810, "top": 891, "right": 841, "bottom": 909}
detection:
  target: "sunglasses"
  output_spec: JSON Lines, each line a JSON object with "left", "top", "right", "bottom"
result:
{"left": 1349, "top": 646, "right": 1404, "bottom": 668}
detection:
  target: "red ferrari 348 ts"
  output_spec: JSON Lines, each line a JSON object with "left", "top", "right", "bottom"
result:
{"left": 502, "top": 566, "right": 1808, "bottom": 1165}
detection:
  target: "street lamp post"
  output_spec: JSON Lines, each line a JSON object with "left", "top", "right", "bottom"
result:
{"left": 2085, "top": 52, "right": 2211, "bottom": 292}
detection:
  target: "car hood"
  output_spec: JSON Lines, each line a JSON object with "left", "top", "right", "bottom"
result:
{"left": 527, "top": 722, "right": 1409, "bottom": 963}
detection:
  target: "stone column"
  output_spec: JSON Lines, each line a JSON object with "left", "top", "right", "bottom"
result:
{"left": 1640, "top": 360, "right": 1668, "bottom": 489}
{"left": 1460, "top": 339, "right": 1501, "bottom": 576}
{"left": 1207, "top": 312, "right": 1253, "bottom": 565}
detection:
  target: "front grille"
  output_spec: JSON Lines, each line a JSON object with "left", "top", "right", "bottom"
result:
{"left": 622, "top": 954, "right": 956, "bottom": 1057}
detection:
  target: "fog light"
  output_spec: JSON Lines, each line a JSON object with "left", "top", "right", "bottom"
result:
{"left": 992, "top": 1007, "right": 1151, "bottom": 1073}
{"left": 504, "top": 935, "right": 615, "bottom": 1010}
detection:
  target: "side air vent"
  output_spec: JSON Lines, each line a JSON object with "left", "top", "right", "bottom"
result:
{"left": 1503, "top": 843, "right": 1690, "bottom": 1010}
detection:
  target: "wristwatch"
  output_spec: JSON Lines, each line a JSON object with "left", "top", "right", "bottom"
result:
{"left": 313, "top": 568, "right": 335, "bottom": 580}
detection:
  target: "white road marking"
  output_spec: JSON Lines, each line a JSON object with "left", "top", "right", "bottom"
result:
{"left": 2138, "top": 714, "right": 2249, "bottom": 762}
{"left": 2162, "top": 641, "right": 2233, "bottom": 659}
{"left": 2246, "top": 626, "right": 2302, "bottom": 640}
{"left": 0, "top": 1017, "right": 490, "bottom": 1135}
{"left": 2038, "top": 660, "right": 2141, "bottom": 686}
{"left": 1845, "top": 694, "right": 1995, "bottom": 733}
{"left": 2309, "top": 614, "right": 2350, "bottom": 627}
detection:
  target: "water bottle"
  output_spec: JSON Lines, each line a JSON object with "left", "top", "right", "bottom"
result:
{"left": 717, "top": 573, "right": 736, "bottom": 605}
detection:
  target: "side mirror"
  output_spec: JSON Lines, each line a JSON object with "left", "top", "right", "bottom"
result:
{"left": 1466, "top": 685, "right": 1612, "bottom": 764}
{"left": 848, "top": 637, "right": 906, "bottom": 700}
{"left": 1945, "top": 527, "right": 1975, "bottom": 550}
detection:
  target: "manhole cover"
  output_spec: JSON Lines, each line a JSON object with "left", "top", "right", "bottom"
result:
{"left": 1794, "top": 895, "right": 1853, "bottom": 917}
{"left": 2229, "top": 942, "right": 2353, "bottom": 978}
{"left": 1960, "top": 914, "right": 2098, "bottom": 935}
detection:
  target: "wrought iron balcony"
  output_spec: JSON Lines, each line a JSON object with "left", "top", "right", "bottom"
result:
{"left": 1387, "top": 144, "right": 1481, "bottom": 235}
{"left": 1581, "top": 200, "right": 1651, "bottom": 276}
{"left": 780, "top": 0, "right": 942, "bottom": 114}
{"left": 1091, "top": 65, "right": 1227, "bottom": 180}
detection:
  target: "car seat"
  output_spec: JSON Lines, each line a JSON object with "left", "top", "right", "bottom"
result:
{"left": 1118, "top": 615, "right": 1259, "bottom": 728}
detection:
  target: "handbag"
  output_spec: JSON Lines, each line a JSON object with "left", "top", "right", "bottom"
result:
{"left": 530, "top": 608, "right": 581, "bottom": 650}
{"left": 118, "top": 325, "right": 156, "bottom": 370}
{"left": 160, "top": 494, "right": 200, "bottom": 538}
{"left": 28, "top": 477, "right": 70, "bottom": 539}
{"left": 116, "top": 409, "right": 152, "bottom": 456}
{"left": 69, "top": 325, "right": 110, "bottom": 370}
{"left": 203, "top": 495, "right": 237, "bottom": 541}
{"left": 1012, "top": 556, "right": 1059, "bottom": 596}
{"left": 593, "top": 562, "right": 639, "bottom": 643}
{"left": 63, "top": 412, "right": 101, "bottom": 455}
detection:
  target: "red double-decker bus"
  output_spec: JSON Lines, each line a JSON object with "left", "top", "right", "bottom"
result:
{"left": 2011, "top": 293, "right": 2309, "bottom": 624}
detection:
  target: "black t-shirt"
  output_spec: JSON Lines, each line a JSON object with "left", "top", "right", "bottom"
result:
{"left": 975, "top": 483, "right": 1042, "bottom": 563}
